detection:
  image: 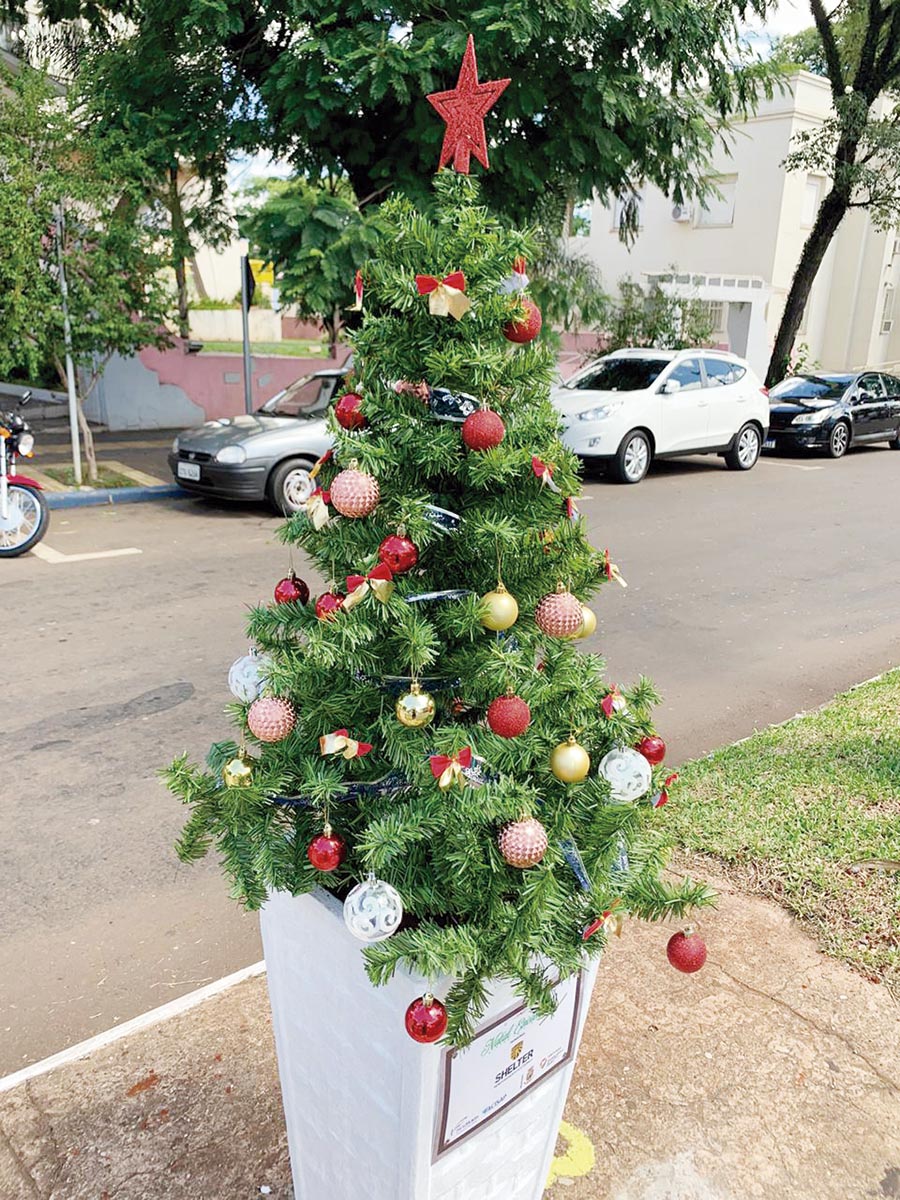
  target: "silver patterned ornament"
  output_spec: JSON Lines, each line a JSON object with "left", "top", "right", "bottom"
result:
{"left": 342, "top": 872, "right": 404, "bottom": 943}
{"left": 598, "top": 747, "right": 652, "bottom": 802}
{"left": 228, "top": 649, "right": 272, "bottom": 702}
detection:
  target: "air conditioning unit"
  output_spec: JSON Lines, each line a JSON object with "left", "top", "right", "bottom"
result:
{"left": 671, "top": 204, "right": 693, "bottom": 223}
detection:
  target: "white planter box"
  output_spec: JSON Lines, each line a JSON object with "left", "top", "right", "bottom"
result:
{"left": 260, "top": 889, "right": 599, "bottom": 1200}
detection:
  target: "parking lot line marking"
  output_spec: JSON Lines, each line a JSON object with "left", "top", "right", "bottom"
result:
{"left": 30, "top": 544, "right": 142, "bottom": 564}
{"left": 0, "top": 960, "right": 266, "bottom": 1094}
{"left": 760, "top": 460, "right": 824, "bottom": 472}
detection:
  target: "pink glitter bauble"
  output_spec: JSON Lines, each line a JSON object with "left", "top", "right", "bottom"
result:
{"left": 535, "top": 588, "right": 583, "bottom": 638}
{"left": 498, "top": 818, "right": 548, "bottom": 868}
{"left": 247, "top": 697, "right": 296, "bottom": 743}
{"left": 330, "top": 468, "right": 380, "bottom": 518}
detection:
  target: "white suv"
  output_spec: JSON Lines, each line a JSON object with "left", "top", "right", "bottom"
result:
{"left": 554, "top": 348, "right": 769, "bottom": 483}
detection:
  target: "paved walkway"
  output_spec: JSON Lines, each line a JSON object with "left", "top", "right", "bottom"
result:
{"left": 2, "top": 872, "right": 898, "bottom": 1200}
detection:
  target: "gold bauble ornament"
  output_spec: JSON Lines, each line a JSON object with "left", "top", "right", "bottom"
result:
{"left": 222, "top": 748, "right": 255, "bottom": 788}
{"left": 576, "top": 605, "right": 597, "bottom": 639}
{"left": 550, "top": 736, "right": 591, "bottom": 782}
{"left": 480, "top": 583, "right": 519, "bottom": 631}
{"left": 395, "top": 682, "right": 436, "bottom": 728}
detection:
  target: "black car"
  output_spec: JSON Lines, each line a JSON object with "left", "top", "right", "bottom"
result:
{"left": 766, "top": 371, "right": 900, "bottom": 458}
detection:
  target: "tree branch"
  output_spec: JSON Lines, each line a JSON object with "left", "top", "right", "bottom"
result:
{"left": 810, "top": 0, "right": 846, "bottom": 98}
{"left": 855, "top": 0, "right": 889, "bottom": 100}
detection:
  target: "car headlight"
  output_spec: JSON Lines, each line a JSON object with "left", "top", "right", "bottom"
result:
{"left": 577, "top": 403, "right": 622, "bottom": 421}
{"left": 215, "top": 445, "right": 247, "bottom": 464}
{"left": 16, "top": 432, "right": 34, "bottom": 456}
{"left": 792, "top": 408, "right": 836, "bottom": 425}
{"left": 171, "top": 436, "right": 179, "bottom": 453}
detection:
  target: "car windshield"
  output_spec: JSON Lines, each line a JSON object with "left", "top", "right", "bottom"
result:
{"left": 770, "top": 375, "right": 852, "bottom": 402}
{"left": 259, "top": 374, "right": 337, "bottom": 417}
{"left": 567, "top": 358, "right": 669, "bottom": 392}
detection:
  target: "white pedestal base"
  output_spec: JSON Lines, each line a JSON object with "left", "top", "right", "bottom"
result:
{"left": 260, "top": 889, "right": 599, "bottom": 1200}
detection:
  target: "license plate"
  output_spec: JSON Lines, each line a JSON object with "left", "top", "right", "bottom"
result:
{"left": 763, "top": 439, "right": 776, "bottom": 450}
{"left": 177, "top": 461, "right": 201, "bottom": 481}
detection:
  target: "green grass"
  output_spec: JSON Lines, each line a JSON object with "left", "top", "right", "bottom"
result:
{"left": 671, "top": 671, "right": 900, "bottom": 993}
{"left": 199, "top": 339, "right": 326, "bottom": 357}
{"left": 44, "top": 464, "right": 137, "bottom": 489}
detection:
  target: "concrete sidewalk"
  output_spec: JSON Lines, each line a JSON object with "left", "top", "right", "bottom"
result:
{"left": 31, "top": 425, "right": 178, "bottom": 490}
{"left": 1, "top": 873, "right": 897, "bottom": 1200}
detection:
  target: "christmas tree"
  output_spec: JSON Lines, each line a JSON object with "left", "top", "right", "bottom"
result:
{"left": 166, "top": 39, "right": 713, "bottom": 1048}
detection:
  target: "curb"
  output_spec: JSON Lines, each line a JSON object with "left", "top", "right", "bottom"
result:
{"left": 46, "top": 485, "right": 188, "bottom": 510}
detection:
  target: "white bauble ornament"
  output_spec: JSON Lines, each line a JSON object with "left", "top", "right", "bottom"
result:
{"left": 342, "top": 872, "right": 404, "bottom": 943}
{"left": 598, "top": 747, "right": 652, "bottom": 802}
{"left": 228, "top": 649, "right": 272, "bottom": 702}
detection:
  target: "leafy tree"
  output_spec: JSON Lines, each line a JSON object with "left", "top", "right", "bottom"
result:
{"left": 765, "top": 0, "right": 900, "bottom": 386}
{"left": 7, "top": 0, "right": 779, "bottom": 230}
{"left": 0, "top": 66, "right": 173, "bottom": 478}
{"left": 601, "top": 274, "right": 716, "bottom": 354}
{"left": 240, "top": 176, "right": 386, "bottom": 357}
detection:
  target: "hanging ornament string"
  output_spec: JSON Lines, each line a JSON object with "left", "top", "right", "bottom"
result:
{"left": 319, "top": 729, "right": 373, "bottom": 760}
{"left": 425, "top": 34, "right": 510, "bottom": 174}
{"left": 415, "top": 271, "right": 471, "bottom": 320}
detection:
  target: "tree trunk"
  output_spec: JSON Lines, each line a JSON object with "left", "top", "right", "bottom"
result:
{"left": 329, "top": 306, "right": 341, "bottom": 359}
{"left": 168, "top": 166, "right": 191, "bottom": 340}
{"left": 766, "top": 188, "right": 849, "bottom": 387}
{"left": 77, "top": 400, "right": 98, "bottom": 483}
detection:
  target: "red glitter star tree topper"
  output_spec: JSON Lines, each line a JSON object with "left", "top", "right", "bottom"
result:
{"left": 426, "top": 35, "right": 510, "bottom": 174}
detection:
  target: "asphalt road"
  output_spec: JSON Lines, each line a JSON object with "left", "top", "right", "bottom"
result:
{"left": 3, "top": 445, "right": 900, "bottom": 1074}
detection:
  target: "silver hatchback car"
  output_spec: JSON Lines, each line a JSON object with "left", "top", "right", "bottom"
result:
{"left": 169, "top": 364, "right": 349, "bottom": 513}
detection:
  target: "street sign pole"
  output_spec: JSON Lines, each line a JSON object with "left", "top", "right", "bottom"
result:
{"left": 55, "top": 204, "right": 82, "bottom": 486}
{"left": 240, "top": 254, "right": 253, "bottom": 415}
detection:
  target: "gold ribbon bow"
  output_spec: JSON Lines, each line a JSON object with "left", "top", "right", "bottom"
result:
{"left": 319, "top": 728, "right": 373, "bottom": 759}
{"left": 415, "top": 271, "right": 471, "bottom": 320}
{"left": 343, "top": 562, "right": 395, "bottom": 610}
{"left": 306, "top": 487, "right": 331, "bottom": 530}
{"left": 429, "top": 747, "right": 472, "bottom": 790}
{"left": 582, "top": 901, "right": 624, "bottom": 941}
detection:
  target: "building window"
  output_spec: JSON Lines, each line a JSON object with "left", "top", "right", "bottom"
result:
{"left": 571, "top": 201, "right": 592, "bottom": 237}
{"left": 881, "top": 283, "right": 895, "bottom": 334}
{"left": 696, "top": 177, "right": 737, "bottom": 227}
{"left": 801, "top": 178, "right": 822, "bottom": 229}
{"left": 700, "top": 300, "right": 726, "bottom": 333}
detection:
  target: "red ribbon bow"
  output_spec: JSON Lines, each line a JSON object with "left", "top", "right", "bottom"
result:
{"left": 344, "top": 561, "right": 394, "bottom": 608}
{"left": 653, "top": 773, "right": 679, "bottom": 808}
{"left": 532, "top": 456, "right": 562, "bottom": 494}
{"left": 429, "top": 747, "right": 472, "bottom": 790}
{"left": 415, "top": 271, "right": 466, "bottom": 295}
{"left": 350, "top": 268, "right": 364, "bottom": 310}
{"left": 601, "top": 687, "right": 626, "bottom": 718}
{"left": 603, "top": 548, "right": 628, "bottom": 588}
{"left": 565, "top": 496, "right": 579, "bottom": 521}
{"left": 305, "top": 486, "right": 331, "bottom": 530}
{"left": 319, "top": 728, "right": 373, "bottom": 759}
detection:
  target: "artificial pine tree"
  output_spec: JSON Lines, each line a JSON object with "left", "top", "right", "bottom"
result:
{"left": 166, "top": 46, "right": 712, "bottom": 1050}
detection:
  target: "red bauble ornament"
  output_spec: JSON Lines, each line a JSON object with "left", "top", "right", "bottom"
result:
{"left": 330, "top": 467, "right": 380, "bottom": 518}
{"left": 535, "top": 586, "right": 583, "bottom": 638}
{"left": 404, "top": 994, "right": 448, "bottom": 1044}
{"left": 667, "top": 930, "right": 707, "bottom": 974}
{"left": 486, "top": 693, "right": 531, "bottom": 738}
{"left": 379, "top": 533, "right": 418, "bottom": 574}
{"left": 273, "top": 572, "right": 310, "bottom": 605}
{"left": 637, "top": 735, "right": 667, "bottom": 765}
{"left": 335, "top": 391, "right": 366, "bottom": 430}
{"left": 247, "top": 697, "right": 296, "bottom": 743}
{"left": 498, "top": 817, "right": 548, "bottom": 868}
{"left": 462, "top": 409, "right": 505, "bottom": 451}
{"left": 315, "top": 591, "right": 345, "bottom": 621}
{"left": 503, "top": 298, "right": 543, "bottom": 344}
{"left": 307, "top": 825, "right": 346, "bottom": 872}
{"left": 425, "top": 35, "right": 510, "bottom": 174}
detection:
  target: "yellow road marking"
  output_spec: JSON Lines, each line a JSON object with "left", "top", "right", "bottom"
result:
{"left": 546, "top": 1120, "right": 596, "bottom": 1189}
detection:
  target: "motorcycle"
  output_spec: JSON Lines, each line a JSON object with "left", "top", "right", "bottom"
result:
{"left": 0, "top": 391, "right": 49, "bottom": 558}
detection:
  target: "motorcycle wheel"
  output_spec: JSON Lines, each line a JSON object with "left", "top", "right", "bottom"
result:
{"left": 0, "top": 484, "right": 50, "bottom": 557}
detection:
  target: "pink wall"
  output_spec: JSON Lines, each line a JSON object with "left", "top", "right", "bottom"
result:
{"left": 281, "top": 315, "right": 326, "bottom": 341}
{"left": 139, "top": 344, "right": 351, "bottom": 422}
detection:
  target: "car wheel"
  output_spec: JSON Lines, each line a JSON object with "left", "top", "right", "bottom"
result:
{"left": 268, "top": 457, "right": 317, "bottom": 515}
{"left": 724, "top": 423, "right": 761, "bottom": 471}
{"left": 826, "top": 421, "right": 850, "bottom": 459}
{"left": 612, "top": 430, "right": 651, "bottom": 484}
{"left": 889, "top": 429, "right": 900, "bottom": 450}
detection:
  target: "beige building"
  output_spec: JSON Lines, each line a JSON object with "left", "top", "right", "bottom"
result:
{"left": 571, "top": 71, "right": 900, "bottom": 378}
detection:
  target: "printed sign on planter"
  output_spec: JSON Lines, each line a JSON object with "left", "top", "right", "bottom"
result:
{"left": 435, "top": 973, "right": 583, "bottom": 1156}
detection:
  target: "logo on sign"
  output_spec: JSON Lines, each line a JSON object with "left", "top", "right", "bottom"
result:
{"left": 510, "top": 1040, "right": 524, "bottom": 1061}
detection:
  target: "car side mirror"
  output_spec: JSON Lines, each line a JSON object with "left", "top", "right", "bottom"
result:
{"left": 660, "top": 379, "right": 681, "bottom": 395}
{"left": 857, "top": 391, "right": 871, "bottom": 403}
